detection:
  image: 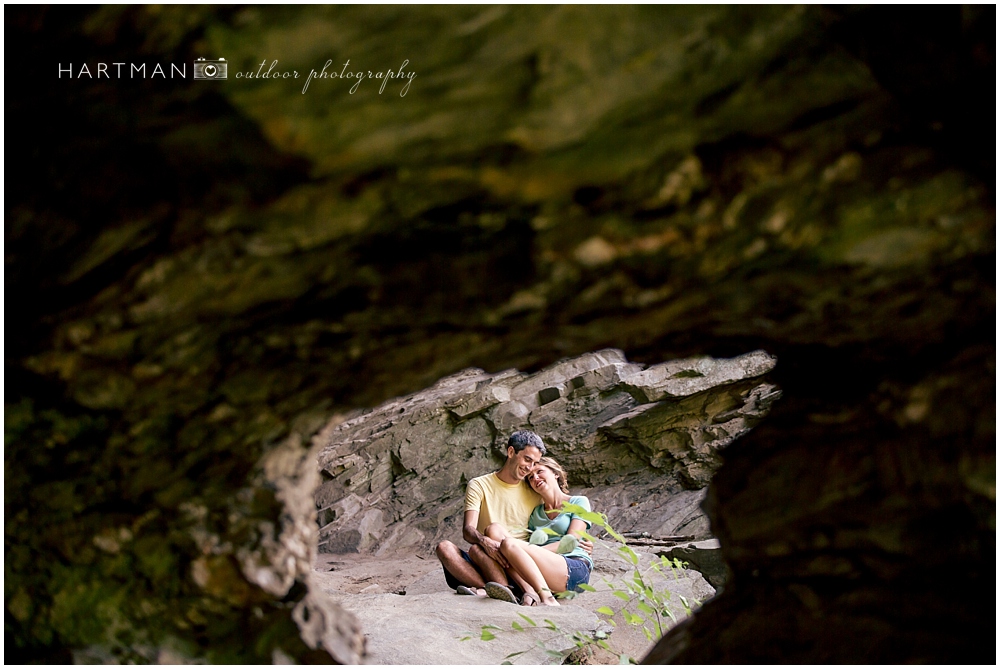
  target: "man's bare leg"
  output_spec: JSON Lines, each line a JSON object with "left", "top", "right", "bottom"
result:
{"left": 468, "top": 544, "right": 509, "bottom": 586}
{"left": 436, "top": 540, "right": 487, "bottom": 596}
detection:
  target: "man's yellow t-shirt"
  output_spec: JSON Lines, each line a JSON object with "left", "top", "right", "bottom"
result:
{"left": 465, "top": 472, "right": 540, "bottom": 540}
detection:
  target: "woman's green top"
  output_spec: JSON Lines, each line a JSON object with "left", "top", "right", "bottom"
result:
{"left": 527, "top": 495, "right": 593, "bottom": 569}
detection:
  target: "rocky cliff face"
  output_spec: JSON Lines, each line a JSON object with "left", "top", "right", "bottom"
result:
{"left": 6, "top": 5, "right": 993, "bottom": 664}
{"left": 313, "top": 349, "right": 778, "bottom": 555}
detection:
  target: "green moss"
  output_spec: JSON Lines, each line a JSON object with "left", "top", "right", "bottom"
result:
{"left": 133, "top": 537, "right": 179, "bottom": 585}
{"left": 48, "top": 579, "right": 129, "bottom": 647}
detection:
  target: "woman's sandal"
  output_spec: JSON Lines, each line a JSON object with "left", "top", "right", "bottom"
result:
{"left": 520, "top": 592, "right": 540, "bottom": 607}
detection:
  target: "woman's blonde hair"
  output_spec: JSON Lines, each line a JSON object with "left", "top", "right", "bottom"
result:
{"left": 527, "top": 456, "right": 570, "bottom": 494}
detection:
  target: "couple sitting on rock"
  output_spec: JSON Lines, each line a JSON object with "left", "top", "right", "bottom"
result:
{"left": 436, "top": 430, "right": 594, "bottom": 607}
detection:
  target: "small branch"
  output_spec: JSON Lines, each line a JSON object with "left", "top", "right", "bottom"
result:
{"left": 621, "top": 532, "right": 695, "bottom": 541}
{"left": 624, "top": 537, "right": 695, "bottom": 547}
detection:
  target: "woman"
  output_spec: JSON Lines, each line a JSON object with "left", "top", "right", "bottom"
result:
{"left": 483, "top": 457, "right": 594, "bottom": 607}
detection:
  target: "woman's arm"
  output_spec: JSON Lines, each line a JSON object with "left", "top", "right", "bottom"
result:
{"left": 567, "top": 518, "right": 588, "bottom": 538}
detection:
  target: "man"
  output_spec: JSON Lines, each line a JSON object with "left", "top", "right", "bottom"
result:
{"left": 435, "top": 430, "right": 545, "bottom": 601}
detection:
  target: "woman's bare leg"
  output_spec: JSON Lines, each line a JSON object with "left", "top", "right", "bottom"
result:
{"left": 500, "top": 538, "right": 562, "bottom": 606}
{"left": 520, "top": 543, "right": 571, "bottom": 595}
{"left": 484, "top": 523, "right": 510, "bottom": 541}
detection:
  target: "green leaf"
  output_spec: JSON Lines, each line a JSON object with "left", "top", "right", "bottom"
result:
{"left": 543, "top": 618, "right": 558, "bottom": 630}
{"left": 480, "top": 629, "right": 495, "bottom": 641}
{"left": 576, "top": 583, "right": 597, "bottom": 592}
{"left": 504, "top": 650, "right": 527, "bottom": 659}
{"left": 624, "top": 610, "right": 645, "bottom": 626}
{"left": 546, "top": 649, "right": 565, "bottom": 658}
{"left": 597, "top": 640, "right": 611, "bottom": 650}
{"left": 458, "top": 636, "right": 471, "bottom": 642}
{"left": 643, "top": 625, "right": 653, "bottom": 641}
{"left": 612, "top": 590, "right": 631, "bottom": 601}
{"left": 594, "top": 630, "right": 608, "bottom": 640}
{"left": 637, "top": 601, "right": 656, "bottom": 617}
{"left": 596, "top": 606, "right": 616, "bottom": 616}
{"left": 482, "top": 624, "right": 503, "bottom": 630}
{"left": 619, "top": 653, "right": 632, "bottom": 664}
{"left": 501, "top": 662, "right": 512, "bottom": 666}
{"left": 511, "top": 621, "right": 523, "bottom": 632}
{"left": 620, "top": 545, "right": 639, "bottom": 565}
{"left": 560, "top": 502, "right": 627, "bottom": 543}
{"left": 517, "top": 612, "right": 538, "bottom": 627}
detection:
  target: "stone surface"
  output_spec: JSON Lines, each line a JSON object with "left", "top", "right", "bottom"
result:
{"left": 332, "top": 593, "right": 605, "bottom": 665}
{"left": 322, "top": 539, "right": 715, "bottom": 664}
{"left": 313, "top": 349, "right": 778, "bottom": 554}
{"left": 5, "top": 5, "right": 993, "bottom": 664}
{"left": 656, "top": 540, "right": 728, "bottom": 591}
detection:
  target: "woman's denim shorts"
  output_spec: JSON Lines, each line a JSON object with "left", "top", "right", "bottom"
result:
{"left": 564, "top": 556, "right": 592, "bottom": 592}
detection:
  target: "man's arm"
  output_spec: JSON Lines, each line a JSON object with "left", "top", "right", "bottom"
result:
{"left": 462, "top": 509, "right": 509, "bottom": 568}
{"left": 462, "top": 508, "right": 485, "bottom": 546}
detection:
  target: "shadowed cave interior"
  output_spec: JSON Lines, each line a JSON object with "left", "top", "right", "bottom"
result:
{"left": 4, "top": 5, "right": 994, "bottom": 664}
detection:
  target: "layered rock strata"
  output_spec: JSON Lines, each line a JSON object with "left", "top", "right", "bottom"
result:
{"left": 314, "top": 349, "right": 778, "bottom": 554}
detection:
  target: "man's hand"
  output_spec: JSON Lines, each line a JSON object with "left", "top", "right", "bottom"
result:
{"left": 480, "top": 536, "right": 510, "bottom": 569}
{"left": 579, "top": 537, "right": 594, "bottom": 556}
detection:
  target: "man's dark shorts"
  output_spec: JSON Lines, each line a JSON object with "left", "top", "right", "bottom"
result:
{"left": 442, "top": 548, "right": 523, "bottom": 598}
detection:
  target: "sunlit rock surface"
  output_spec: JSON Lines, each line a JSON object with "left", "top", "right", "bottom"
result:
{"left": 6, "top": 5, "right": 993, "bottom": 664}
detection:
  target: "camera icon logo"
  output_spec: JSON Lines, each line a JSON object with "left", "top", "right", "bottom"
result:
{"left": 193, "top": 57, "right": 227, "bottom": 80}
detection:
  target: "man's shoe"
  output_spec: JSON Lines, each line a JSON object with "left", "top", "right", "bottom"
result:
{"left": 484, "top": 581, "right": 518, "bottom": 604}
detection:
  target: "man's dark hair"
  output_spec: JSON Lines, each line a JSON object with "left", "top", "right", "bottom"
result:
{"left": 507, "top": 430, "right": 546, "bottom": 456}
